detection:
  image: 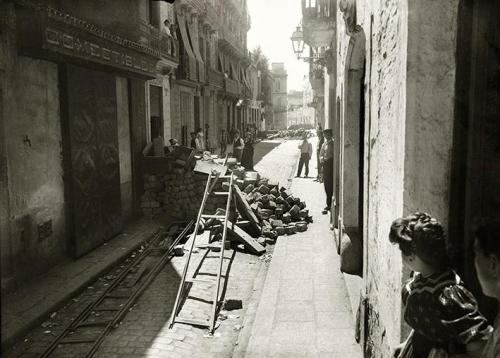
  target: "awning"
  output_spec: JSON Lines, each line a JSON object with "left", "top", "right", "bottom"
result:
{"left": 177, "top": 13, "right": 196, "bottom": 62}
{"left": 218, "top": 52, "right": 224, "bottom": 73}
{"left": 187, "top": 18, "right": 204, "bottom": 65}
{"left": 186, "top": 18, "right": 205, "bottom": 81}
{"left": 230, "top": 61, "right": 238, "bottom": 81}
{"left": 243, "top": 67, "right": 252, "bottom": 89}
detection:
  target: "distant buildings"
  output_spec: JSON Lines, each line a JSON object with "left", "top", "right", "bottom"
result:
{"left": 287, "top": 85, "right": 315, "bottom": 129}
{"left": 271, "top": 63, "right": 287, "bottom": 130}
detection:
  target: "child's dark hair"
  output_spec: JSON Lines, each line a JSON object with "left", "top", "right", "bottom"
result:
{"left": 474, "top": 218, "right": 500, "bottom": 260}
{"left": 389, "top": 212, "right": 450, "bottom": 269}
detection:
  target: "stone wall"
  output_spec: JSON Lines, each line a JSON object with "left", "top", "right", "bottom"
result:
{"left": 334, "top": 0, "right": 460, "bottom": 356}
{"left": 361, "top": 1, "right": 409, "bottom": 355}
{"left": 117, "top": 76, "right": 133, "bottom": 221}
{"left": 403, "top": 0, "right": 459, "bottom": 225}
{"left": 1, "top": 5, "right": 66, "bottom": 289}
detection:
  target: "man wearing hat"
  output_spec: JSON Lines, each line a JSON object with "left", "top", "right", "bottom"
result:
{"left": 320, "top": 128, "right": 334, "bottom": 215}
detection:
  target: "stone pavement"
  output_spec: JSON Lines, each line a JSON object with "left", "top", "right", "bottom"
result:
{"left": 254, "top": 139, "right": 302, "bottom": 190}
{"left": 2, "top": 138, "right": 361, "bottom": 358}
{"left": 1, "top": 218, "right": 164, "bottom": 351}
{"left": 244, "top": 137, "right": 363, "bottom": 358}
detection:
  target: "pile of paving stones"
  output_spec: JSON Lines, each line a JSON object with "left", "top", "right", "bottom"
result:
{"left": 236, "top": 176, "right": 313, "bottom": 245}
{"left": 141, "top": 159, "right": 313, "bottom": 243}
{"left": 141, "top": 168, "right": 227, "bottom": 219}
{"left": 267, "top": 128, "right": 314, "bottom": 140}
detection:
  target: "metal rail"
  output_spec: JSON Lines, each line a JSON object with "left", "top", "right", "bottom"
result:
{"left": 39, "top": 221, "right": 194, "bottom": 358}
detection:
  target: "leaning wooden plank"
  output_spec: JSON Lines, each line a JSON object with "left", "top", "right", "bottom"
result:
{"left": 227, "top": 223, "right": 266, "bottom": 255}
{"left": 194, "top": 160, "right": 227, "bottom": 176}
{"left": 232, "top": 185, "right": 261, "bottom": 237}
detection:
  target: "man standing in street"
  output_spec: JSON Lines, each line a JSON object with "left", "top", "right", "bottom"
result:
{"left": 315, "top": 126, "right": 324, "bottom": 182}
{"left": 296, "top": 132, "right": 313, "bottom": 178}
{"left": 320, "top": 128, "right": 334, "bottom": 215}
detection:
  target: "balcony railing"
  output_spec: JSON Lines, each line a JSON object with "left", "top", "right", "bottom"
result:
{"left": 220, "top": 26, "right": 245, "bottom": 55}
{"left": 183, "top": 0, "right": 205, "bottom": 13}
{"left": 225, "top": 78, "right": 239, "bottom": 96}
{"left": 208, "top": 68, "right": 224, "bottom": 89}
{"left": 302, "top": 0, "right": 334, "bottom": 18}
{"left": 301, "top": 0, "right": 335, "bottom": 47}
{"left": 149, "top": 29, "right": 178, "bottom": 61}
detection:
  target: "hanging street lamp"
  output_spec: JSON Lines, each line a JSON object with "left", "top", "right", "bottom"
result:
{"left": 290, "top": 25, "right": 305, "bottom": 59}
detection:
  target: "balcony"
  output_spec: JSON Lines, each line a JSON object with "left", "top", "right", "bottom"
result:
{"left": 179, "top": 0, "right": 204, "bottom": 13}
{"left": 204, "top": 2, "right": 219, "bottom": 26}
{"left": 225, "top": 78, "right": 240, "bottom": 97}
{"left": 301, "top": 0, "right": 335, "bottom": 47}
{"left": 208, "top": 68, "right": 224, "bottom": 89}
{"left": 149, "top": 28, "right": 178, "bottom": 62}
{"left": 309, "top": 61, "right": 324, "bottom": 96}
{"left": 176, "top": 53, "right": 198, "bottom": 82}
{"left": 219, "top": 26, "right": 245, "bottom": 58}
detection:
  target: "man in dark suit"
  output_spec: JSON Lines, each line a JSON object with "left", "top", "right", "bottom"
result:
{"left": 320, "top": 129, "right": 334, "bottom": 215}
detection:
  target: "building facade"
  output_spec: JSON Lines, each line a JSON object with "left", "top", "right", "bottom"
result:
{"left": 287, "top": 87, "right": 315, "bottom": 129}
{"left": 170, "top": 0, "right": 252, "bottom": 149}
{"left": 271, "top": 62, "right": 287, "bottom": 130}
{"left": 0, "top": 0, "right": 179, "bottom": 290}
{"left": 259, "top": 69, "right": 274, "bottom": 131}
{"left": 300, "top": 0, "right": 500, "bottom": 356}
{"left": 0, "top": 0, "right": 260, "bottom": 292}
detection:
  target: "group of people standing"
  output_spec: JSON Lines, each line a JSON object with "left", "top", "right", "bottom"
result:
{"left": 190, "top": 127, "right": 256, "bottom": 171}
{"left": 296, "top": 126, "right": 334, "bottom": 215}
{"left": 229, "top": 129, "right": 255, "bottom": 171}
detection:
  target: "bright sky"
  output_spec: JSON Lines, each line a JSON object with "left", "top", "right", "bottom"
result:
{"left": 247, "top": 0, "right": 309, "bottom": 92}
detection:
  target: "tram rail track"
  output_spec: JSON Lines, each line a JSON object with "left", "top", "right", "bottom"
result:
{"left": 39, "top": 220, "right": 194, "bottom": 358}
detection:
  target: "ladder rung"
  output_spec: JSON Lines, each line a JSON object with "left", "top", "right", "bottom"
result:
{"left": 202, "top": 214, "right": 226, "bottom": 219}
{"left": 196, "top": 244, "right": 222, "bottom": 251}
{"left": 218, "top": 175, "right": 233, "bottom": 179}
{"left": 175, "top": 317, "right": 210, "bottom": 327}
{"left": 211, "top": 191, "right": 229, "bottom": 196}
{"left": 186, "top": 278, "right": 216, "bottom": 284}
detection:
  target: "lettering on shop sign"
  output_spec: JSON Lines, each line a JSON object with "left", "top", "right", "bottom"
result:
{"left": 44, "top": 28, "right": 156, "bottom": 75}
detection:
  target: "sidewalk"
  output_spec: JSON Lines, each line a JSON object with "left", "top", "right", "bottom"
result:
{"left": 244, "top": 137, "right": 363, "bottom": 358}
{"left": 1, "top": 218, "right": 165, "bottom": 350}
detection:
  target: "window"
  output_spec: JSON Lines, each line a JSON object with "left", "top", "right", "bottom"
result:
{"left": 149, "top": 85, "right": 163, "bottom": 139}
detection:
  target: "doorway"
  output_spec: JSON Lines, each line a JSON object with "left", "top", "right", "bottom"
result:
{"left": 60, "top": 64, "right": 123, "bottom": 258}
{"left": 149, "top": 85, "right": 163, "bottom": 140}
{"left": 449, "top": 0, "right": 499, "bottom": 321}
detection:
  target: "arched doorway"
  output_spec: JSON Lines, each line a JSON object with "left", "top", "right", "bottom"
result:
{"left": 342, "top": 25, "right": 366, "bottom": 243}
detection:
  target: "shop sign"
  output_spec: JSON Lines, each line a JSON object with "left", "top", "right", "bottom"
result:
{"left": 43, "top": 27, "right": 157, "bottom": 76}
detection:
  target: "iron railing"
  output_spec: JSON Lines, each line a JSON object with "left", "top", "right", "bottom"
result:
{"left": 302, "top": 0, "right": 335, "bottom": 18}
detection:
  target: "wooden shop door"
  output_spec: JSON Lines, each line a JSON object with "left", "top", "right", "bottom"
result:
{"left": 61, "top": 65, "right": 123, "bottom": 258}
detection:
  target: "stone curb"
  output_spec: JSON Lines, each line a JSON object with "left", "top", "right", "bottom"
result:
{"left": 1, "top": 223, "right": 159, "bottom": 351}
{"left": 231, "top": 253, "right": 272, "bottom": 358}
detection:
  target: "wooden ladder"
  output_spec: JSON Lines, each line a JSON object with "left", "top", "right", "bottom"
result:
{"left": 169, "top": 171, "right": 234, "bottom": 333}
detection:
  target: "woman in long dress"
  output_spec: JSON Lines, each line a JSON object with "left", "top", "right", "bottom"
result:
{"left": 232, "top": 130, "right": 244, "bottom": 163}
{"left": 241, "top": 131, "right": 254, "bottom": 170}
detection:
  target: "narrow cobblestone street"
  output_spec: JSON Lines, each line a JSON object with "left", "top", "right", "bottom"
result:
{"left": 6, "top": 138, "right": 350, "bottom": 358}
{"left": 3, "top": 138, "right": 361, "bottom": 357}
{"left": 245, "top": 137, "right": 362, "bottom": 358}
